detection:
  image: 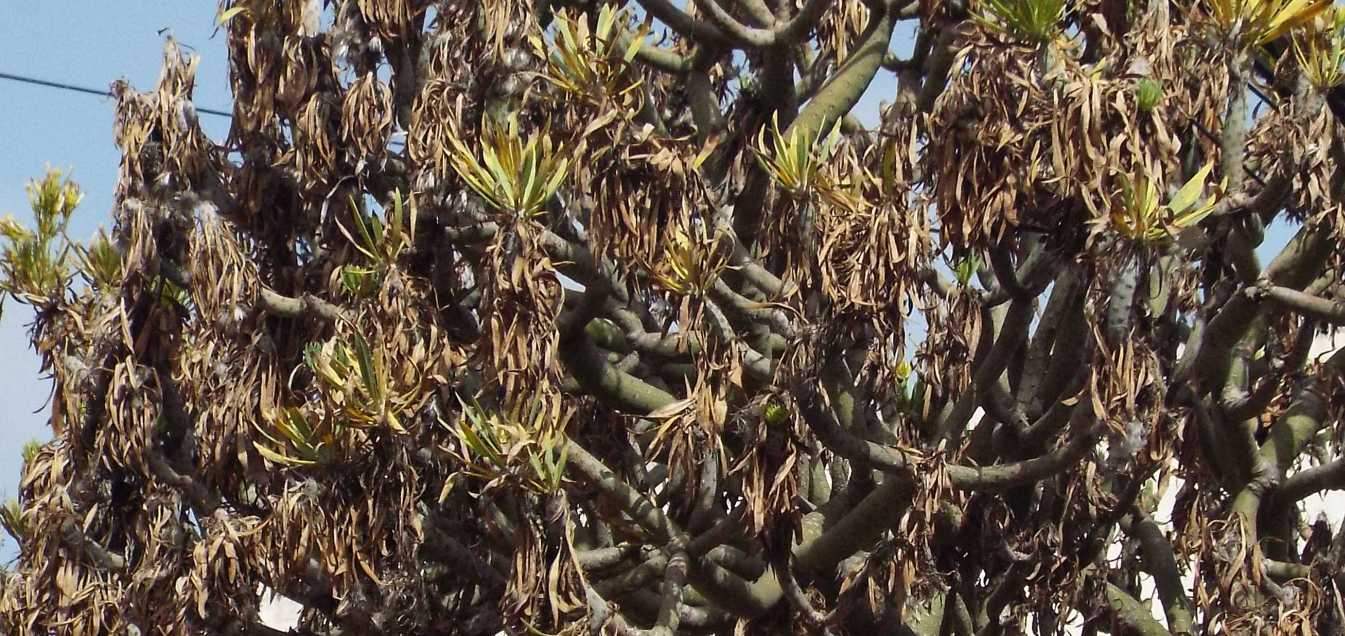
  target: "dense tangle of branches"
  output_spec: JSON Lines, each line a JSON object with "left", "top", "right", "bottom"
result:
{"left": 3, "top": 0, "right": 1345, "bottom": 633}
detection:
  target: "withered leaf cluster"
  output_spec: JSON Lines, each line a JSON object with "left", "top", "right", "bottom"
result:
{"left": 4, "top": 0, "right": 1345, "bottom": 634}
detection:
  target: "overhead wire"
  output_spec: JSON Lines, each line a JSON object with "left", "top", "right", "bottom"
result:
{"left": 0, "top": 70, "right": 233, "bottom": 118}
{"left": 0, "top": 69, "right": 408, "bottom": 148}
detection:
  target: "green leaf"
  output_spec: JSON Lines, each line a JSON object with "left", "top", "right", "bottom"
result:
{"left": 217, "top": 6, "right": 249, "bottom": 25}
{"left": 480, "top": 144, "right": 516, "bottom": 210}
{"left": 954, "top": 254, "right": 981, "bottom": 286}
{"left": 1168, "top": 163, "right": 1214, "bottom": 216}
{"left": 1135, "top": 78, "right": 1163, "bottom": 112}
{"left": 21, "top": 440, "right": 41, "bottom": 465}
{"left": 254, "top": 441, "right": 316, "bottom": 467}
{"left": 552, "top": 440, "right": 570, "bottom": 488}
{"left": 351, "top": 333, "right": 380, "bottom": 403}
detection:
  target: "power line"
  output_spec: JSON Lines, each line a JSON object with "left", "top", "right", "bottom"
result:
{"left": 0, "top": 69, "right": 413, "bottom": 149}
{"left": 0, "top": 70, "right": 233, "bottom": 118}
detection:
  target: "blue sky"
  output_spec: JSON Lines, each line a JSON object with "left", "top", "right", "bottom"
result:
{"left": 0, "top": 3, "right": 232, "bottom": 558}
{"left": 0, "top": 4, "right": 1298, "bottom": 564}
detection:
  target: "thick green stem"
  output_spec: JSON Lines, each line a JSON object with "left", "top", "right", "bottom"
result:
{"left": 1104, "top": 583, "right": 1174, "bottom": 636}
{"left": 565, "top": 442, "right": 785, "bottom": 617}
{"left": 1016, "top": 269, "right": 1079, "bottom": 413}
{"left": 1276, "top": 457, "right": 1345, "bottom": 505}
{"left": 633, "top": 0, "right": 730, "bottom": 45}
{"left": 1190, "top": 224, "right": 1330, "bottom": 394}
{"left": 785, "top": 1, "right": 897, "bottom": 141}
{"left": 917, "top": 28, "right": 958, "bottom": 114}
{"left": 1251, "top": 284, "right": 1345, "bottom": 325}
{"left": 1229, "top": 353, "right": 1338, "bottom": 562}
{"left": 937, "top": 298, "right": 1034, "bottom": 445}
{"left": 1220, "top": 55, "right": 1249, "bottom": 195}
{"left": 1130, "top": 516, "right": 1195, "bottom": 635}
{"left": 560, "top": 335, "right": 679, "bottom": 414}
{"left": 793, "top": 471, "right": 917, "bottom": 574}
